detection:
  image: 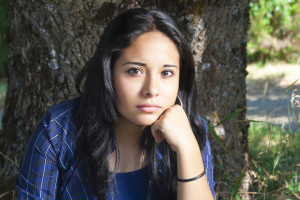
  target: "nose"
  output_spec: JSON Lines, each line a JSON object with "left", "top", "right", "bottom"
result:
{"left": 142, "top": 74, "right": 159, "bottom": 97}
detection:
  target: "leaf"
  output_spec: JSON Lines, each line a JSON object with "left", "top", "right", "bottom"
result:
{"left": 287, "top": 102, "right": 292, "bottom": 133}
{"left": 273, "top": 153, "right": 282, "bottom": 172}
{"left": 213, "top": 162, "right": 225, "bottom": 171}
{"left": 215, "top": 109, "right": 243, "bottom": 127}
{"left": 0, "top": 151, "right": 19, "bottom": 167}
{"left": 207, "top": 124, "right": 227, "bottom": 151}
{"left": 232, "top": 169, "right": 244, "bottom": 200}
{"left": 214, "top": 163, "right": 243, "bottom": 200}
{"left": 282, "top": 79, "right": 299, "bottom": 97}
{"left": 244, "top": 119, "right": 264, "bottom": 123}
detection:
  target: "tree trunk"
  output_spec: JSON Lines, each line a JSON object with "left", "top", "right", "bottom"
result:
{"left": 0, "top": 0, "right": 250, "bottom": 199}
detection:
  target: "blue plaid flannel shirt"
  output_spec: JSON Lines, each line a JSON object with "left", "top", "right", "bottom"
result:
{"left": 16, "top": 98, "right": 215, "bottom": 199}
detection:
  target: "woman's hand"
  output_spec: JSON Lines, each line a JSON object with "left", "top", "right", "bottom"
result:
{"left": 151, "top": 105, "right": 214, "bottom": 199}
{"left": 151, "top": 105, "right": 198, "bottom": 153}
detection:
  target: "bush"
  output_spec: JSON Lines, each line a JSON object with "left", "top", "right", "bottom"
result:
{"left": 248, "top": 0, "right": 300, "bottom": 64}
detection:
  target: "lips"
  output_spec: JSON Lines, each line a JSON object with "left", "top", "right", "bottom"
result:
{"left": 137, "top": 104, "right": 161, "bottom": 113}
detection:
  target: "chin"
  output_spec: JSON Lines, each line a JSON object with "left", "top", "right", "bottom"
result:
{"left": 133, "top": 115, "right": 160, "bottom": 126}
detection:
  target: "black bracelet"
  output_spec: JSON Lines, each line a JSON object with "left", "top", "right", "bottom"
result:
{"left": 177, "top": 169, "right": 206, "bottom": 182}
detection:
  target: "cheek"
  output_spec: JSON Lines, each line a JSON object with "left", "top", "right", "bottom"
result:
{"left": 161, "top": 82, "right": 179, "bottom": 105}
{"left": 114, "top": 78, "right": 140, "bottom": 104}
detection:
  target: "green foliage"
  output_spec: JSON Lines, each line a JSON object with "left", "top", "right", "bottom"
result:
{"left": 248, "top": 122, "right": 300, "bottom": 199}
{"left": 0, "top": 0, "right": 8, "bottom": 78}
{"left": 248, "top": 83, "right": 300, "bottom": 199}
{"left": 248, "top": 0, "right": 300, "bottom": 64}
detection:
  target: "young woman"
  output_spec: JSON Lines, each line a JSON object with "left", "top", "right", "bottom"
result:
{"left": 16, "top": 8, "right": 215, "bottom": 200}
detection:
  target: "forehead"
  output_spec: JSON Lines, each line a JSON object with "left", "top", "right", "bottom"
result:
{"left": 120, "top": 31, "right": 180, "bottom": 63}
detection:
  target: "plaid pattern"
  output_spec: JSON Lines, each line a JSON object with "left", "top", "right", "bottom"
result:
{"left": 16, "top": 98, "right": 215, "bottom": 199}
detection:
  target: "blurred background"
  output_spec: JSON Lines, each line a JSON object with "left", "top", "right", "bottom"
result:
{"left": 0, "top": 0, "right": 299, "bottom": 199}
{"left": 246, "top": 1, "right": 300, "bottom": 199}
{"left": 0, "top": 0, "right": 7, "bottom": 118}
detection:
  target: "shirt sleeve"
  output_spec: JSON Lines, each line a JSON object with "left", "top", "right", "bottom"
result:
{"left": 202, "top": 137, "right": 216, "bottom": 199}
{"left": 15, "top": 112, "right": 60, "bottom": 199}
{"left": 200, "top": 117, "right": 216, "bottom": 199}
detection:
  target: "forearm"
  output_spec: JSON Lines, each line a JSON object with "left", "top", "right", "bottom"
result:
{"left": 176, "top": 141, "right": 214, "bottom": 200}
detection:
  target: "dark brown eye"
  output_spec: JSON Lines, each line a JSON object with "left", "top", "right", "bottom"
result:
{"left": 127, "top": 68, "right": 143, "bottom": 76}
{"left": 161, "top": 70, "right": 174, "bottom": 77}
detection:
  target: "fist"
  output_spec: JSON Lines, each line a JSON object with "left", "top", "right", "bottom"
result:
{"left": 151, "top": 105, "right": 198, "bottom": 153}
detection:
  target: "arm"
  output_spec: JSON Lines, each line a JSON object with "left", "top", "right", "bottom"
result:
{"left": 16, "top": 114, "right": 59, "bottom": 199}
{"left": 151, "top": 105, "right": 214, "bottom": 200}
{"left": 176, "top": 144, "right": 213, "bottom": 199}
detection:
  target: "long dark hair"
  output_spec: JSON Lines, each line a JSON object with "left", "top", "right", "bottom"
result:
{"left": 75, "top": 8, "right": 207, "bottom": 200}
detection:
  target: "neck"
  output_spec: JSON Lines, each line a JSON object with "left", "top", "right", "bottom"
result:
{"left": 109, "top": 115, "right": 147, "bottom": 172}
{"left": 115, "top": 115, "right": 146, "bottom": 146}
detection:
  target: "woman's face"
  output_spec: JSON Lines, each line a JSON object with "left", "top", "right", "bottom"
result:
{"left": 113, "top": 31, "right": 180, "bottom": 127}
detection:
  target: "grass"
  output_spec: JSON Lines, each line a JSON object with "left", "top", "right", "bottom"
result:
{"left": 248, "top": 121, "right": 300, "bottom": 199}
{"left": 247, "top": 82, "right": 300, "bottom": 199}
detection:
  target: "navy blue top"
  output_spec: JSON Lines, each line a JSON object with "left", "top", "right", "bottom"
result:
{"left": 108, "top": 167, "right": 148, "bottom": 200}
{"left": 16, "top": 98, "right": 216, "bottom": 199}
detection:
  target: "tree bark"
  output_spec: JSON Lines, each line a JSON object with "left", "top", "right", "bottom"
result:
{"left": 0, "top": 0, "right": 250, "bottom": 199}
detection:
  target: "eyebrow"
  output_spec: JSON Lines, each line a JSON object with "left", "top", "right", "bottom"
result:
{"left": 123, "top": 62, "right": 146, "bottom": 67}
{"left": 123, "top": 62, "right": 178, "bottom": 68}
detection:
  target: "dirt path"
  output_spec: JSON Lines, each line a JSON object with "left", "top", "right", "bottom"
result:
{"left": 246, "top": 63, "right": 300, "bottom": 132}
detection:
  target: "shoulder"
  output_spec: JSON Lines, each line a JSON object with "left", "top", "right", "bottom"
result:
{"left": 16, "top": 98, "right": 84, "bottom": 198}
{"left": 26, "top": 98, "right": 81, "bottom": 162}
{"left": 46, "top": 97, "right": 80, "bottom": 122}
{"left": 44, "top": 98, "right": 81, "bottom": 149}
{"left": 41, "top": 98, "right": 81, "bottom": 134}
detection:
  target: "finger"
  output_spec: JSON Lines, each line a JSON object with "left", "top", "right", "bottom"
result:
{"left": 151, "top": 122, "right": 165, "bottom": 143}
{"left": 154, "top": 130, "right": 164, "bottom": 143}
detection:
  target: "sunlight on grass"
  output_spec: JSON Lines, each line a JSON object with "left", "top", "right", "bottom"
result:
{"left": 248, "top": 117, "right": 300, "bottom": 199}
{"left": 246, "top": 75, "right": 300, "bottom": 199}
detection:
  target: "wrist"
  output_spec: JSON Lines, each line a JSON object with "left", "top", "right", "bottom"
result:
{"left": 177, "top": 168, "right": 206, "bottom": 182}
{"left": 176, "top": 141, "right": 204, "bottom": 173}
{"left": 177, "top": 150, "right": 204, "bottom": 179}
{"left": 176, "top": 144, "right": 202, "bottom": 166}
{"left": 175, "top": 136, "right": 200, "bottom": 156}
